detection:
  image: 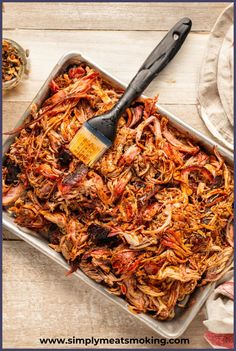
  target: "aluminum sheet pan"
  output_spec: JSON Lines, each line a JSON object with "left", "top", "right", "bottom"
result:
{"left": 3, "top": 52, "right": 234, "bottom": 338}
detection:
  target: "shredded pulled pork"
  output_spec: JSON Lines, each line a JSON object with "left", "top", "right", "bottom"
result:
{"left": 3, "top": 63, "right": 234, "bottom": 320}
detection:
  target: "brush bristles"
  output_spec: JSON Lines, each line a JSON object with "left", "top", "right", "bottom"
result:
{"left": 69, "top": 125, "right": 109, "bottom": 166}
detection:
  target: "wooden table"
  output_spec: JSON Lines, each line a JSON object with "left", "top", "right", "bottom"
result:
{"left": 3, "top": 2, "right": 229, "bottom": 348}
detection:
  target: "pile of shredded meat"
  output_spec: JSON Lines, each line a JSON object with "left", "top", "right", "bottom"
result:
{"left": 3, "top": 63, "right": 234, "bottom": 320}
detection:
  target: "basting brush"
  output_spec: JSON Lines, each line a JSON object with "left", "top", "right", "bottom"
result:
{"left": 69, "top": 18, "right": 192, "bottom": 167}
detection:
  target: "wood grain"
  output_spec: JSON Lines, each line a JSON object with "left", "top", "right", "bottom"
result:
{"left": 3, "top": 29, "right": 208, "bottom": 105}
{"left": 3, "top": 241, "right": 210, "bottom": 349}
{"left": 2, "top": 2, "right": 226, "bottom": 348}
{"left": 3, "top": 2, "right": 229, "bottom": 31}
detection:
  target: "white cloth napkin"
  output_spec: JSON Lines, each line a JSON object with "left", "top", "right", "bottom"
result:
{"left": 197, "top": 4, "right": 234, "bottom": 150}
{"left": 217, "top": 25, "right": 234, "bottom": 127}
{"left": 203, "top": 271, "right": 234, "bottom": 349}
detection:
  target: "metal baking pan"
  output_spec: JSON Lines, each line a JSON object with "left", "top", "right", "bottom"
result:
{"left": 3, "top": 52, "right": 234, "bottom": 338}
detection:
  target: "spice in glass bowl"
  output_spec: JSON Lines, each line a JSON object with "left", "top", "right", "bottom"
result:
{"left": 2, "top": 39, "right": 23, "bottom": 81}
{"left": 2, "top": 39, "right": 28, "bottom": 90}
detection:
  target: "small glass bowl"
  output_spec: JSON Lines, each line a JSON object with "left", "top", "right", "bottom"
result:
{"left": 2, "top": 38, "right": 29, "bottom": 91}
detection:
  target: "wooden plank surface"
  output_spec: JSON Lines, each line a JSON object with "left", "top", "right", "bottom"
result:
{"left": 3, "top": 2, "right": 229, "bottom": 31}
{"left": 3, "top": 29, "right": 207, "bottom": 105}
{"left": 3, "top": 241, "right": 210, "bottom": 349}
{"left": 3, "top": 2, "right": 229, "bottom": 349}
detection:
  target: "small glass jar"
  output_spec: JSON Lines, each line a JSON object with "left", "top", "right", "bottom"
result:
{"left": 2, "top": 38, "right": 29, "bottom": 91}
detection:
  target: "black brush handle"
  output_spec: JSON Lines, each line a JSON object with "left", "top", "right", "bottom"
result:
{"left": 88, "top": 17, "right": 192, "bottom": 142}
{"left": 116, "top": 17, "right": 192, "bottom": 113}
